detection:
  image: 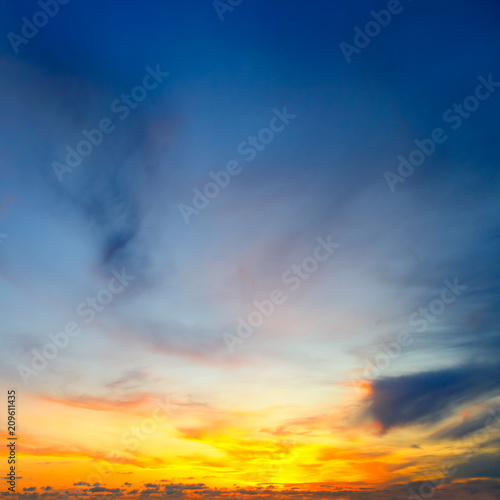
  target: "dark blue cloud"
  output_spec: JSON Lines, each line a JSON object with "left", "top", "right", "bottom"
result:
{"left": 432, "top": 407, "right": 500, "bottom": 440}
{"left": 367, "top": 366, "right": 500, "bottom": 431}
{"left": 455, "top": 454, "right": 500, "bottom": 480}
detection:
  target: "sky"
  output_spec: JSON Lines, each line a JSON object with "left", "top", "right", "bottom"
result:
{"left": 0, "top": 1, "right": 500, "bottom": 499}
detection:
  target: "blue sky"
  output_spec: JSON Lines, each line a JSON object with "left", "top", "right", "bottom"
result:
{"left": 1, "top": 0, "right": 500, "bottom": 497}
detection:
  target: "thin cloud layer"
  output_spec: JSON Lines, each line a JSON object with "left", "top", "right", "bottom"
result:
{"left": 1, "top": 0, "right": 499, "bottom": 496}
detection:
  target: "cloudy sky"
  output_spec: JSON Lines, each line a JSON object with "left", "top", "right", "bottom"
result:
{"left": 1, "top": 1, "right": 500, "bottom": 499}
